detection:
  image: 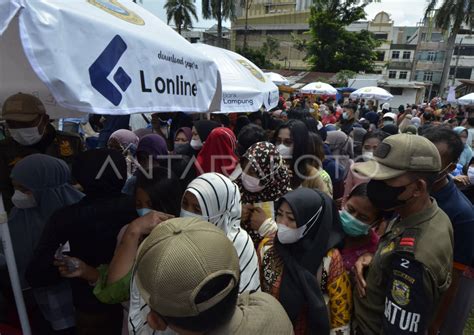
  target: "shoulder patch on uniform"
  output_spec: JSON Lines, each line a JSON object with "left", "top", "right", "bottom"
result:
{"left": 59, "top": 139, "right": 74, "bottom": 157}
{"left": 381, "top": 241, "right": 395, "bottom": 255}
{"left": 391, "top": 280, "right": 411, "bottom": 306}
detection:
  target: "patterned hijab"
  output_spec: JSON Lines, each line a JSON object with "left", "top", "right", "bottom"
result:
{"left": 238, "top": 142, "right": 291, "bottom": 204}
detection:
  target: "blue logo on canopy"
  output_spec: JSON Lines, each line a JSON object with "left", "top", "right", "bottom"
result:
{"left": 89, "top": 35, "right": 131, "bottom": 106}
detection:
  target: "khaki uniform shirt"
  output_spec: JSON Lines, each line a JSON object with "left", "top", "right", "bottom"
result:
{"left": 0, "top": 124, "right": 82, "bottom": 212}
{"left": 354, "top": 199, "right": 453, "bottom": 334}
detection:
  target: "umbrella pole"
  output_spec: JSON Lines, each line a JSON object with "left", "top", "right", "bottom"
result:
{"left": 0, "top": 194, "right": 31, "bottom": 335}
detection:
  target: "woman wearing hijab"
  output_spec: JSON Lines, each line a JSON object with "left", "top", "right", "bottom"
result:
{"left": 237, "top": 142, "right": 291, "bottom": 245}
{"left": 274, "top": 120, "right": 330, "bottom": 194}
{"left": 107, "top": 129, "right": 139, "bottom": 155}
{"left": 108, "top": 129, "right": 140, "bottom": 179}
{"left": 181, "top": 173, "right": 261, "bottom": 294}
{"left": 172, "top": 127, "right": 192, "bottom": 155}
{"left": 190, "top": 120, "right": 220, "bottom": 151}
{"left": 259, "top": 188, "right": 351, "bottom": 335}
{"left": 27, "top": 149, "right": 137, "bottom": 335}
{"left": 122, "top": 134, "right": 169, "bottom": 195}
{"left": 8, "top": 154, "right": 84, "bottom": 334}
{"left": 196, "top": 127, "right": 240, "bottom": 179}
{"left": 454, "top": 126, "right": 473, "bottom": 167}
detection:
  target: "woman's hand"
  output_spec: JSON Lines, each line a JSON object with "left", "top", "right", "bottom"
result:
{"left": 250, "top": 207, "right": 268, "bottom": 231}
{"left": 453, "top": 174, "right": 470, "bottom": 187}
{"left": 353, "top": 253, "right": 374, "bottom": 298}
{"left": 129, "top": 211, "right": 175, "bottom": 236}
{"left": 54, "top": 257, "right": 99, "bottom": 284}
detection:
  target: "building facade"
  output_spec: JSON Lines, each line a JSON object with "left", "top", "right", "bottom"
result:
{"left": 232, "top": 0, "right": 312, "bottom": 70}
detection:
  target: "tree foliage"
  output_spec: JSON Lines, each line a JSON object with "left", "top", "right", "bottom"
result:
{"left": 236, "top": 36, "right": 283, "bottom": 69}
{"left": 306, "top": 0, "right": 381, "bottom": 72}
{"left": 425, "top": 0, "right": 473, "bottom": 95}
{"left": 164, "top": 0, "right": 198, "bottom": 34}
{"left": 202, "top": 0, "right": 235, "bottom": 45}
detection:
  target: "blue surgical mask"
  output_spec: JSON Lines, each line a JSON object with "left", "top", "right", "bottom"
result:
{"left": 137, "top": 208, "right": 152, "bottom": 217}
{"left": 339, "top": 210, "right": 370, "bottom": 236}
{"left": 180, "top": 208, "right": 203, "bottom": 219}
{"left": 342, "top": 112, "right": 349, "bottom": 120}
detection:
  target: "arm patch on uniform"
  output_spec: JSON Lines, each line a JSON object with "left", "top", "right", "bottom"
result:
{"left": 382, "top": 254, "right": 431, "bottom": 334}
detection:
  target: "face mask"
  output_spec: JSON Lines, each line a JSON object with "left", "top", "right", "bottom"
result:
{"left": 361, "top": 150, "right": 373, "bottom": 161}
{"left": 367, "top": 179, "right": 412, "bottom": 211}
{"left": 468, "top": 167, "right": 474, "bottom": 185}
{"left": 277, "top": 224, "right": 304, "bottom": 244}
{"left": 277, "top": 144, "right": 293, "bottom": 159}
{"left": 174, "top": 143, "right": 190, "bottom": 155}
{"left": 190, "top": 139, "right": 203, "bottom": 150}
{"left": 462, "top": 138, "right": 467, "bottom": 145}
{"left": 180, "top": 208, "right": 203, "bottom": 219}
{"left": 9, "top": 126, "right": 44, "bottom": 146}
{"left": 241, "top": 172, "right": 264, "bottom": 193}
{"left": 136, "top": 208, "right": 152, "bottom": 217}
{"left": 383, "top": 120, "right": 394, "bottom": 126}
{"left": 340, "top": 210, "right": 370, "bottom": 236}
{"left": 342, "top": 112, "right": 349, "bottom": 120}
{"left": 12, "top": 190, "right": 37, "bottom": 209}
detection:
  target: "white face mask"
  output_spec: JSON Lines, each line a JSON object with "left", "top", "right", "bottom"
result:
{"left": 9, "top": 126, "right": 44, "bottom": 146}
{"left": 277, "top": 224, "right": 306, "bottom": 244}
{"left": 362, "top": 150, "right": 374, "bottom": 161}
{"left": 190, "top": 139, "right": 203, "bottom": 150}
{"left": 277, "top": 144, "right": 293, "bottom": 159}
{"left": 468, "top": 167, "right": 474, "bottom": 185}
{"left": 241, "top": 172, "right": 264, "bottom": 193}
{"left": 12, "top": 190, "right": 37, "bottom": 209}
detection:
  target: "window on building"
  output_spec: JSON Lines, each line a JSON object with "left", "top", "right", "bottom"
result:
{"left": 427, "top": 51, "right": 436, "bottom": 61}
{"left": 430, "top": 32, "right": 443, "bottom": 42}
{"left": 391, "top": 51, "right": 400, "bottom": 59}
{"left": 190, "top": 37, "right": 200, "bottom": 43}
{"left": 454, "top": 46, "right": 474, "bottom": 56}
{"left": 376, "top": 51, "right": 385, "bottom": 61}
{"left": 399, "top": 71, "right": 408, "bottom": 79}
{"left": 402, "top": 51, "right": 411, "bottom": 59}
{"left": 389, "top": 71, "right": 397, "bottom": 79}
{"left": 389, "top": 87, "right": 404, "bottom": 95}
{"left": 374, "top": 33, "right": 388, "bottom": 40}
{"left": 423, "top": 71, "right": 433, "bottom": 82}
{"left": 421, "top": 32, "right": 426, "bottom": 41}
{"left": 449, "top": 67, "right": 473, "bottom": 80}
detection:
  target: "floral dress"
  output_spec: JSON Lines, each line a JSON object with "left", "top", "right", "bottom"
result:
{"left": 259, "top": 237, "right": 352, "bottom": 335}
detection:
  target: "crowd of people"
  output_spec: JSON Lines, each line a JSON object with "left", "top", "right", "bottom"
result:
{"left": 0, "top": 91, "right": 473, "bottom": 335}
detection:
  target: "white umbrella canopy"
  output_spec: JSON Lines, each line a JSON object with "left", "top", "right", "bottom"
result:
{"left": 0, "top": 0, "right": 222, "bottom": 117}
{"left": 300, "top": 82, "right": 337, "bottom": 95}
{"left": 458, "top": 93, "right": 474, "bottom": 105}
{"left": 194, "top": 44, "right": 279, "bottom": 113}
{"left": 350, "top": 86, "right": 393, "bottom": 101}
{"left": 265, "top": 72, "right": 290, "bottom": 86}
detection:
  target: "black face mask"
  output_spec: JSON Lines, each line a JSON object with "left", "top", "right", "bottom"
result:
{"left": 367, "top": 179, "right": 410, "bottom": 210}
{"left": 468, "top": 117, "right": 474, "bottom": 127}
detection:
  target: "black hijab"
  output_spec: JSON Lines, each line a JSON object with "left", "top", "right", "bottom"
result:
{"left": 72, "top": 148, "right": 127, "bottom": 197}
{"left": 275, "top": 188, "right": 344, "bottom": 334}
{"left": 194, "top": 120, "right": 220, "bottom": 143}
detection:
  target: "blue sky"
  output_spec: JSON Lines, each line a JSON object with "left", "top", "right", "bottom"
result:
{"left": 141, "top": 0, "right": 430, "bottom": 29}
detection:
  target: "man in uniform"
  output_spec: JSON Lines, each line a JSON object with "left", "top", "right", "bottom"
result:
{"left": 352, "top": 133, "right": 453, "bottom": 335}
{"left": 0, "top": 93, "right": 83, "bottom": 212}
